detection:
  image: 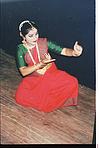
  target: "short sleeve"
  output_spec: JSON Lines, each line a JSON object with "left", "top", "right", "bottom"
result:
{"left": 16, "top": 45, "right": 27, "bottom": 68}
{"left": 48, "top": 41, "right": 63, "bottom": 54}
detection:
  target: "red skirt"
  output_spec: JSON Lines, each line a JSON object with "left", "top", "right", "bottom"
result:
{"left": 15, "top": 63, "right": 78, "bottom": 112}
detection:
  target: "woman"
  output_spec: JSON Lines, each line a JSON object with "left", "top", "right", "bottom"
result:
{"left": 15, "top": 20, "right": 83, "bottom": 112}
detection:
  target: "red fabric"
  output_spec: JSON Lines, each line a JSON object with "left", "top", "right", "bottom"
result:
{"left": 24, "top": 46, "right": 39, "bottom": 66}
{"left": 15, "top": 63, "right": 78, "bottom": 112}
{"left": 24, "top": 38, "right": 48, "bottom": 66}
{"left": 15, "top": 39, "right": 78, "bottom": 112}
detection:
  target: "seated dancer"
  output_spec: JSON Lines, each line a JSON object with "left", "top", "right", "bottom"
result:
{"left": 15, "top": 20, "right": 83, "bottom": 112}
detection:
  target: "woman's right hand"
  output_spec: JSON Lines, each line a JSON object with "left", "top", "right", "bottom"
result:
{"left": 36, "top": 61, "right": 47, "bottom": 70}
{"left": 36, "top": 58, "right": 56, "bottom": 70}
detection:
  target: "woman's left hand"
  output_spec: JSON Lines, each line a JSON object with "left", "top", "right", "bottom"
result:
{"left": 73, "top": 41, "right": 83, "bottom": 56}
{"left": 44, "top": 53, "right": 51, "bottom": 60}
{"left": 43, "top": 53, "right": 56, "bottom": 64}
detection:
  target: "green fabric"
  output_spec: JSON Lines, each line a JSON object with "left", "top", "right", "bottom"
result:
{"left": 48, "top": 41, "right": 62, "bottom": 54}
{"left": 16, "top": 41, "right": 63, "bottom": 68}
{"left": 16, "top": 44, "right": 28, "bottom": 68}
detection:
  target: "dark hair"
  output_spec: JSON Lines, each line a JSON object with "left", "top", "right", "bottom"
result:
{"left": 19, "top": 21, "right": 38, "bottom": 37}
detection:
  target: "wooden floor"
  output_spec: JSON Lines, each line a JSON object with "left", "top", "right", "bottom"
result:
{"left": 0, "top": 49, "right": 95, "bottom": 144}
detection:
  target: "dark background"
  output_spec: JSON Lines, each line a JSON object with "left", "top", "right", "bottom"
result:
{"left": 1, "top": 0, "right": 95, "bottom": 90}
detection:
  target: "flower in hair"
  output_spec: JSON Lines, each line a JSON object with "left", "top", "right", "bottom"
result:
{"left": 19, "top": 20, "right": 36, "bottom": 32}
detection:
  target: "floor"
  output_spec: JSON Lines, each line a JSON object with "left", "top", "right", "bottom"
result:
{"left": 0, "top": 49, "right": 95, "bottom": 144}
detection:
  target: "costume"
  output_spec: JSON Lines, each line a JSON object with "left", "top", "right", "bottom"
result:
{"left": 15, "top": 38, "right": 78, "bottom": 112}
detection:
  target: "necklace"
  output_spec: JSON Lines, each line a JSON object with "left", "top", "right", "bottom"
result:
{"left": 26, "top": 42, "right": 52, "bottom": 74}
{"left": 27, "top": 42, "right": 41, "bottom": 65}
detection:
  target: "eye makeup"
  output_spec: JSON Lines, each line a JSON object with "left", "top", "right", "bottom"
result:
{"left": 28, "top": 31, "right": 39, "bottom": 38}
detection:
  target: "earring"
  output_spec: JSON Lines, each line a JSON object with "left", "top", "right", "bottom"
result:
{"left": 22, "top": 38, "right": 26, "bottom": 44}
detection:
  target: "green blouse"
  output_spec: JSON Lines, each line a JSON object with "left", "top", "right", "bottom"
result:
{"left": 16, "top": 40, "right": 63, "bottom": 68}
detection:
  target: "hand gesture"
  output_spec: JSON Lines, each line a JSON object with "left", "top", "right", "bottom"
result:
{"left": 44, "top": 53, "right": 52, "bottom": 60}
{"left": 73, "top": 41, "right": 83, "bottom": 56}
{"left": 36, "top": 53, "right": 56, "bottom": 70}
{"left": 36, "top": 61, "right": 47, "bottom": 70}
{"left": 42, "top": 53, "right": 56, "bottom": 64}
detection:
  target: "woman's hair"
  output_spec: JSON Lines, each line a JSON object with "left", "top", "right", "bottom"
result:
{"left": 19, "top": 20, "right": 38, "bottom": 37}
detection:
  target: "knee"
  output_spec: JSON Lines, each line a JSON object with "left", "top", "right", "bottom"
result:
{"left": 72, "top": 76, "right": 78, "bottom": 86}
{"left": 74, "top": 77, "right": 78, "bottom": 84}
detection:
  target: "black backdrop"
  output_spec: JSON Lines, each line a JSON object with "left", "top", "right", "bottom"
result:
{"left": 1, "top": 0, "right": 95, "bottom": 90}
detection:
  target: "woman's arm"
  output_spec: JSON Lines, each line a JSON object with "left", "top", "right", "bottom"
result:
{"left": 48, "top": 41, "right": 62, "bottom": 54}
{"left": 17, "top": 45, "right": 56, "bottom": 76}
{"left": 19, "top": 65, "right": 37, "bottom": 76}
{"left": 19, "top": 58, "right": 56, "bottom": 76}
{"left": 19, "top": 62, "right": 47, "bottom": 76}
{"left": 48, "top": 41, "right": 83, "bottom": 57}
{"left": 61, "top": 48, "right": 74, "bottom": 56}
{"left": 61, "top": 41, "right": 83, "bottom": 57}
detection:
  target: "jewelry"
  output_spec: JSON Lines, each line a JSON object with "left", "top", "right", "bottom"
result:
{"left": 19, "top": 20, "right": 35, "bottom": 32}
{"left": 27, "top": 43, "right": 52, "bottom": 74}
{"left": 27, "top": 42, "right": 41, "bottom": 65}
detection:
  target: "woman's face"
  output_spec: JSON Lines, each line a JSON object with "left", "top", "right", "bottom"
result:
{"left": 24, "top": 27, "right": 39, "bottom": 46}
